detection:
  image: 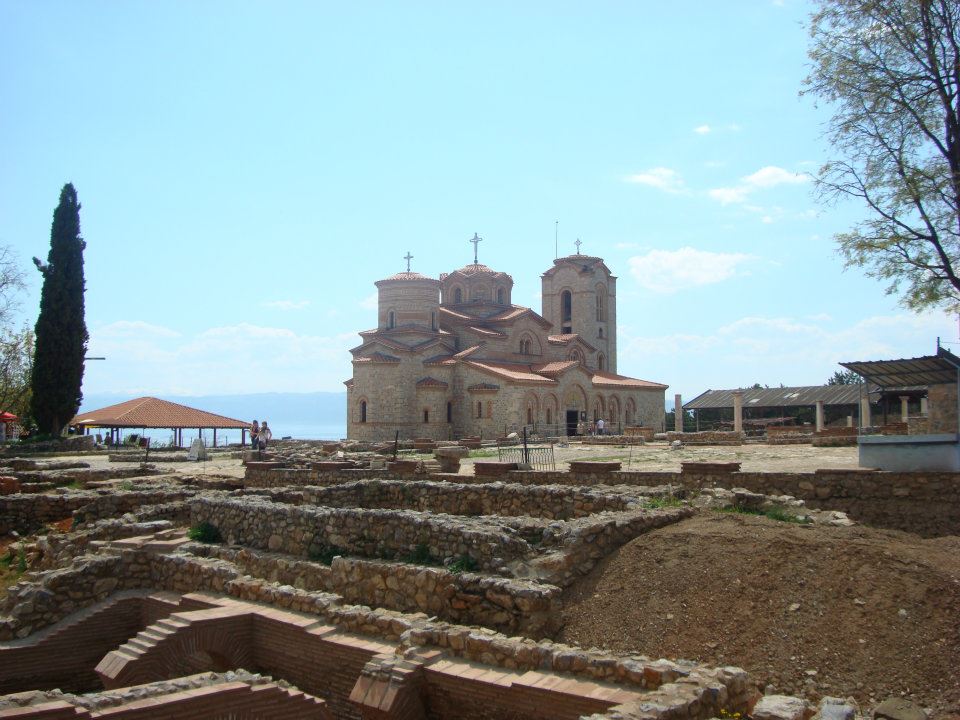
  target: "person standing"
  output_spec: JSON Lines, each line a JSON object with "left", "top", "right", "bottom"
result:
{"left": 250, "top": 420, "right": 260, "bottom": 450}
{"left": 258, "top": 420, "right": 272, "bottom": 458}
{"left": 596, "top": 417, "right": 605, "bottom": 436}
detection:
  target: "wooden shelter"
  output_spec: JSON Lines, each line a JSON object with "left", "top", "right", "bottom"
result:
{"left": 71, "top": 397, "right": 251, "bottom": 447}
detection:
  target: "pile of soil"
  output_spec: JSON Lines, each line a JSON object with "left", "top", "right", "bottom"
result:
{"left": 559, "top": 513, "right": 960, "bottom": 718}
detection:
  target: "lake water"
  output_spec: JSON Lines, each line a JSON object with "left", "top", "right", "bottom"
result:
{"left": 123, "top": 423, "right": 347, "bottom": 447}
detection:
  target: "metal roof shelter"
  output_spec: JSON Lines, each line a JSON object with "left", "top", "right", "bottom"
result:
{"left": 684, "top": 385, "right": 865, "bottom": 411}
{"left": 841, "top": 347, "right": 960, "bottom": 388}
{"left": 72, "top": 396, "right": 251, "bottom": 447}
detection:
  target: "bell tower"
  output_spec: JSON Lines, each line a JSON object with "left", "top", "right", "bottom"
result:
{"left": 541, "top": 245, "right": 617, "bottom": 373}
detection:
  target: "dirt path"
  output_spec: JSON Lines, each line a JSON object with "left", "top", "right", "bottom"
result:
{"left": 558, "top": 512, "right": 960, "bottom": 717}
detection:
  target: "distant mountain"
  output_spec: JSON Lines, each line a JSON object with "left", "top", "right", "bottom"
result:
{"left": 79, "top": 391, "right": 346, "bottom": 424}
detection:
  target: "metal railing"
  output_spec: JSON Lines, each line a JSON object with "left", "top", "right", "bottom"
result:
{"left": 497, "top": 428, "right": 556, "bottom": 470}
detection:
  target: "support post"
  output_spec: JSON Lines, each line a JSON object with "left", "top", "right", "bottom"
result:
{"left": 732, "top": 391, "right": 743, "bottom": 434}
{"left": 900, "top": 395, "right": 910, "bottom": 422}
{"left": 674, "top": 393, "right": 683, "bottom": 433}
{"left": 815, "top": 400, "right": 825, "bottom": 432}
{"left": 861, "top": 395, "right": 871, "bottom": 429}
{"left": 920, "top": 396, "right": 929, "bottom": 416}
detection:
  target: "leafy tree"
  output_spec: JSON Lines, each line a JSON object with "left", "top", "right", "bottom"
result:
{"left": 30, "top": 184, "right": 88, "bottom": 436}
{"left": 804, "top": 1, "right": 960, "bottom": 311}
{"left": 0, "top": 246, "right": 30, "bottom": 419}
{"left": 827, "top": 369, "right": 862, "bottom": 385}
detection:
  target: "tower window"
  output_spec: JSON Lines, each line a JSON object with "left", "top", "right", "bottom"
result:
{"left": 447, "top": 401, "right": 452, "bottom": 422}
{"left": 423, "top": 409, "right": 429, "bottom": 423}
{"left": 360, "top": 400, "right": 367, "bottom": 423}
{"left": 598, "top": 327, "right": 603, "bottom": 338}
{"left": 497, "top": 287, "right": 505, "bottom": 304}
{"left": 387, "top": 311, "right": 395, "bottom": 329}
{"left": 431, "top": 311, "right": 437, "bottom": 330}
{"left": 477, "top": 401, "right": 483, "bottom": 418}
{"left": 561, "top": 290, "right": 572, "bottom": 333}
{"left": 598, "top": 353, "right": 606, "bottom": 371}
{"left": 454, "top": 288, "right": 463, "bottom": 303}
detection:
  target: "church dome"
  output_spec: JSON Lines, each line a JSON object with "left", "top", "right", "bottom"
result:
{"left": 376, "top": 271, "right": 440, "bottom": 287}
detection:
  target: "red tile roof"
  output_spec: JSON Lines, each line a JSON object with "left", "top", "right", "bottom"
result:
{"left": 72, "top": 397, "right": 249, "bottom": 429}
{"left": 466, "top": 361, "right": 557, "bottom": 385}
{"left": 590, "top": 371, "right": 668, "bottom": 390}
{"left": 416, "top": 377, "right": 449, "bottom": 389}
{"left": 355, "top": 351, "right": 401, "bottom": 363}
{"left": 531, "top": 360, "right": 580, "bottom": 376}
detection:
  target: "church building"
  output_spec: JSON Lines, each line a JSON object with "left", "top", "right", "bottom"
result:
{"left": 345, "top": 238, "right": 667, "bottom": 441}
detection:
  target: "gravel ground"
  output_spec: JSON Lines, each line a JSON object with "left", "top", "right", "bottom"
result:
{"left": 458, "top": 441, "right": 860, "bottom": 474}
{"left": 558, "top": 512, "right": 960, "bottom": 718}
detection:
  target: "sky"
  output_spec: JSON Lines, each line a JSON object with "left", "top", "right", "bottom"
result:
{"left": 1, "top": 1, "right": 957, "bottom": 405}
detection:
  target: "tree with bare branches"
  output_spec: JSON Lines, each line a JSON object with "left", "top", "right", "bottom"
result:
{"left": 804, "top": 0, "right": 960, "bottom": 311}
{"left": 0, "top": 246, "right": 30, "bottom": 420}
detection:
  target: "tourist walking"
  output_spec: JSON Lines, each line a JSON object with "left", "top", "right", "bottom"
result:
{"left": 258, "top": 420, "right": 272, "bottom": 458}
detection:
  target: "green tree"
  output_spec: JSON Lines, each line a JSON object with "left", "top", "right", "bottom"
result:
{"left": 30, "top": 184, "right": 88, "bottom": 436}
{"left": 804, "top": 0, "right": 960, "bottom": 311}
{"left": 827, "top": 369, "right": 861, "bottom": 385}
{"left": 0, "top": 246, "right": 30, "bottom": 419}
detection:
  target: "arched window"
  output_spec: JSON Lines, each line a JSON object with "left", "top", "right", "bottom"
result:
{"left": 598, "top": 353, "right": 606, "bottom": 371}
{"left": 431, "top": 311, "right": 437, "bottom": 330}
{"left": 485, "top": 402, "right": 492, "bottom": 418}
{"left": 497, "top": 287, "right": 505, "bottom": 304}
{"left": 527, "top": 407, "right": 533, "bottom": 425}
{"left": 447, "top": 401, "right": 452, "bottom": 422}
{"left": 598, "top": 327, "right": 603, "bottom": 339}
{"left": 423, "top": 409, "right": 430, "bottom": 423}
{"left": 477, "top": 401, "right": 483, "bottom": 418}
{"left": 569, "top": 348, "right": 584, "bottom": 364}
{"left": 387, "top": 310, "right": 395, "bottom": 329}
{"left": 596, "top": 294, "right": 603, "bottom": 321}
{"left": 360, "top": 400, "right": 367, "bottom": 423}
{"left": 546, "top": 408, "right": 552, "bottom": 425}
{"left": 454, "top": 288, "right": 463, "bottom": 303}
{"left": 595, "top": 285, "right": 606, "bottom": 321}
{"left": 561, "top": 290, "right": 572, "bottom": 333}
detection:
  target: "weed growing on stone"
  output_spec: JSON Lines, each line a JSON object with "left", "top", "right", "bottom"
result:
{"left": 309, "top": 546, "right": 345, "bottom": 565}
{"left": 187, "top": 522, "right": 223, "bottom": 544}
{"left": 716, "top": 505, "right": 810, "bottom": 524}
{"left": 645, "top": 496, "right": 683, "bottom": 509}
{"left": 403, "top": 542, "right": 433, "bottom": 565}
{"left": 447, "top": 554, "right": 479, "bottom": 573}
{"left": 119, "top": 480, "right": 134, "bottom": 491}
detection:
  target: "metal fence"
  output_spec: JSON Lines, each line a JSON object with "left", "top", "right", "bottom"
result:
{"left": 497, "top": 441, "right": 556, "bottom": 471}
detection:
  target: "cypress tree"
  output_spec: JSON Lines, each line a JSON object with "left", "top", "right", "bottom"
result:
{"left": 30, "top": 183, "right": 88, "bottom": 436}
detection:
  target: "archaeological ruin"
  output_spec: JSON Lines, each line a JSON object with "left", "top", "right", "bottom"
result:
{"left": 0, "top": 435, "right": 956, "bottom": 720}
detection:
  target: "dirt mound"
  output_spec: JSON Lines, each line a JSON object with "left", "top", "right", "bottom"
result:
{"left": 558, "top": 512, "right": 960, "bottom": 718}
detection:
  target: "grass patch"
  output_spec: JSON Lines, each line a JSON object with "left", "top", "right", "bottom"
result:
{"left": 447, "top": 554, "right": 479, "bottom": 573}
{"left": 468, "top": 448, "right": 499, "bottom": 458}
{"left": 118, "top": 480, "right": 134, "bottom": 491}
{"left": 403, "top": 542, "right": 433, "bottom": 565}
{"left": 645, "top": 496, "right": 684, "bottom": 509}
{"left": 309, "top": 546, "right": 345, "bottom": 565}
{"left": 716, "top": 504, "right": 810, "bottom": 524}
{"left": 186, "top": 522, "right": 222, "bottom": 543}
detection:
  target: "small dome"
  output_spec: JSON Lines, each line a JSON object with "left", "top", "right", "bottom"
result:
{"left": 451, "top": 263, "right": 510, "bottom": 278}
{"left": 376, "top": 271, "right": 440, "bottom": 287}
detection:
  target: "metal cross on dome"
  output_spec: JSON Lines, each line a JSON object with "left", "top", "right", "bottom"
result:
{"left": 404, "top": 252, "right": 413, "bottom": 272}
{"left": 470, "top": 233, "right": 482, "bottom": 264}
{"left": 575, "top": 238, "right": 582, "bottom": 254}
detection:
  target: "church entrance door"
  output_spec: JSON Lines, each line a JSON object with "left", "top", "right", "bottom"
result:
{"left": 565, "top": 410, "right": 579, "bottom": 436}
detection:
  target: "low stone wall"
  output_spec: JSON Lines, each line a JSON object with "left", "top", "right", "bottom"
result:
{"left": 1, "top": 549, "right": 760, "bottom": 719}
{"left": 294, "top": 479, "right": 633, "bottom": 519}
{"left": 189, "top": 496, "right": 533, "bottom": 570}
{"left": 665, "top": 431, "right": 744, "bottom": 445}
{"left": 244, "top": 466, "right": 385, "bottom": 487}
{"left": 0, "top": 489, "right": 193, "bottom": 535}
{"left": 427, "top": 468, "right": 960, "bottom": 536}
{"left": 675, "top": 469, "right": 960, "bottom": 537}
{"left": 187, "top": 544, "right": 559, "bottom": 636}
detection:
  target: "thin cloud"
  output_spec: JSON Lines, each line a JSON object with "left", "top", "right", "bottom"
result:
{"left": 709, "top": 165, "right": 809, "bottom": 205}
{"left": 693, "top": 124, "right": 711, "bottom": 135}
{"left": 359, "top": 292, "right": 378, "bottom": 310}
{"left": 623, "top": 167, "right": 687, "bottom": 194}
{"left": 628, "top": 247, "right": 754, "bottom": 293}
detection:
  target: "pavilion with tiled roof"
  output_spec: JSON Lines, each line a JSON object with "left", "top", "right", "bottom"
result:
{"left": 72, "top": 397, "right": 251, "bottom": 447}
